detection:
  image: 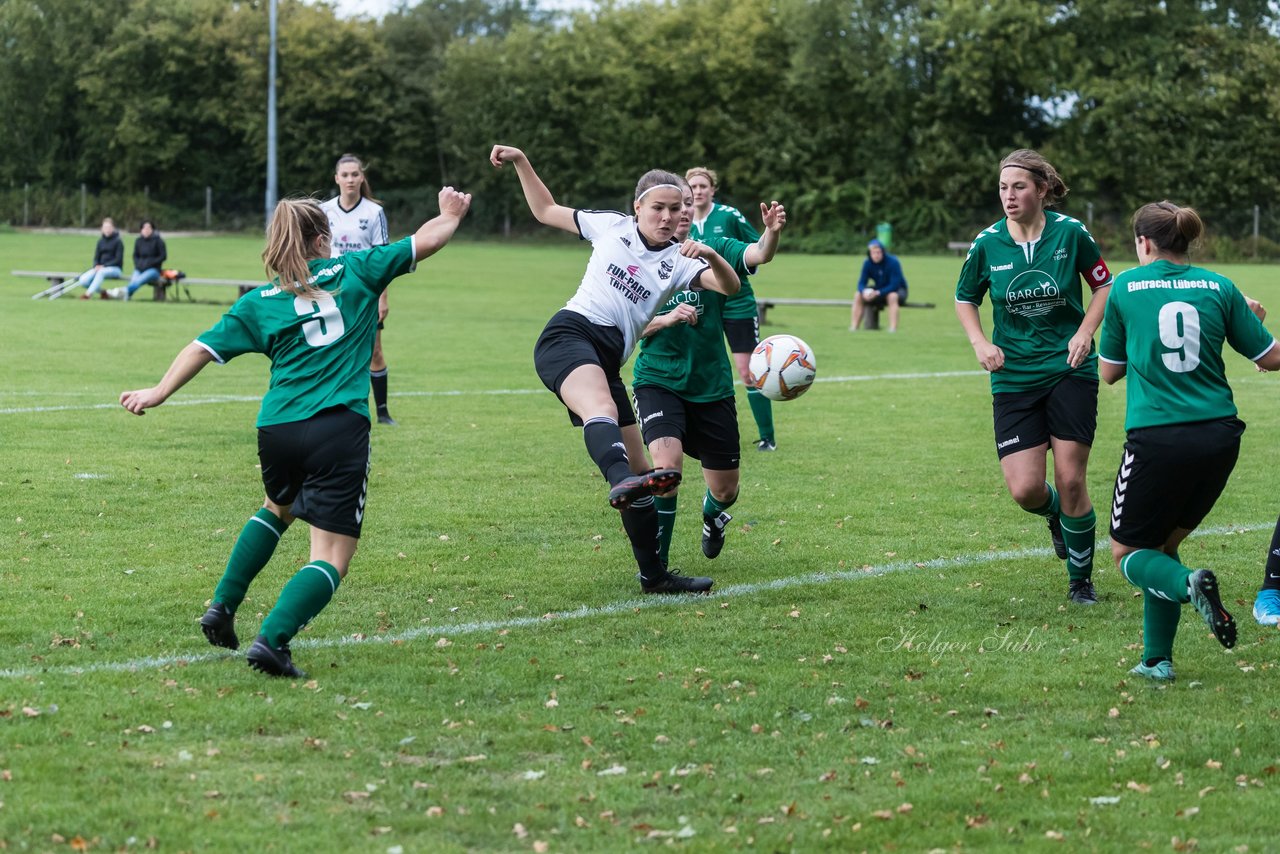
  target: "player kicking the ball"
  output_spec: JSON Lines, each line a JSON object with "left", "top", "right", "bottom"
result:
{"left": 490, "top": 145, "right": 739, "bottom": 594}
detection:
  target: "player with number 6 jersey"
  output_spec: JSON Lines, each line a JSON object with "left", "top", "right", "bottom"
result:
{"left": 1098, "top": 200, "right": 1280, "bottom": 680}
{"left": 120, "top": 188, "right": 471, "bottom": 678}
{"left": 955, "top": 149, "right": 1113, "bottom": 606}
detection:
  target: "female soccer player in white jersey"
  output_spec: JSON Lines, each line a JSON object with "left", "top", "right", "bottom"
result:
{"left": 321, "top": 154, "right": 397, "bottom": 425}
{"left": 120, "top": 188, "right": 471, "bottom": 677}
{"left": 685, "top": 167, "right": 778, "bottom": 452}
{"left": 489, "top": 145, "right": 739, "bottom": 594}
{"left": 1099, "top": 201, "right": 1280, "bottom": 680}
{"left": 955, "top": 149, "right": 1113, "bottom": 605}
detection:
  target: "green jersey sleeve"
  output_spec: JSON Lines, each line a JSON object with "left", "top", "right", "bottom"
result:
{"left": 197, "top": 300, "right": 267, "bottom": 363}
{"left": 1224, "top": 284, "right": 1276, "bottom": 361}
{"left": 1097, "top": 286, "right": 1126, "bottom": 364}
{"left": 954, "top": 239, "right": 988, "bottom": 305}
{"left": 337, "top": 238, "right": 415, "bottom": 296}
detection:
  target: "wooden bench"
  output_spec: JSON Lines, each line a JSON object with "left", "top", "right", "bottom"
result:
{"left": 755, "top": 296, "right": 936, "bottom": 329}
{"left": 948, "top": 240, "right": 971, "bottom": 255}
{"left": 15, "top": 270, "right": 262, "bottom": 302}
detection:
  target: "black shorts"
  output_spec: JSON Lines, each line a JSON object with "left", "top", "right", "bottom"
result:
{"left": 991, "top": 374, "right": 1098, "bottom": 459}
{"left": 1109, "top": 417, "right": 1244, "bottom": 549}
{"left": 533, "top": 310, "right": 636, "bottom": 428}
{"left": 723, "top": 317, "right": 760, "bottom": 354}
{"left": 633, "top": 385, "right": 740, "bottom": 470}
{"left": 258, "top": 406, "right": 371, "bottom": 538}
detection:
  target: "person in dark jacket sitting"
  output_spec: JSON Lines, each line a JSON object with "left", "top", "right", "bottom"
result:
{"left": 122, "top": 220, "right": 168, "bottom": 301}
{"left": 850, "top": 238, "right": 908, "bottom": 332}
{"left": 72, "top": 218, "right": 124, "bottom": 299}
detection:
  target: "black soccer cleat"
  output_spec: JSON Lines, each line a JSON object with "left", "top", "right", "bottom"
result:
{"left": 200, "top": 602, "right": 240, "bottom": 650}
{"left": 608, "top": 468, "right": 682, "bottom": 510}
{"left": 1188, "top": 569, "right": 1237, "bottom": 649}
{"left": 701, "top": 511, "right": 732, "bottom": 559}
{"left": 1047, "top": 514, "right": 1067, "bottom": 560}
{"left": 376, "top": 410, "right": 397, "bottom": 426}
{"left": 246, "top": 635, "right": 307, "bottom": 678}
{"left": 640, "top": 570, "right": 714, "bottom": 595}
{"left": 1067, "top": 578, "right": 1098, "bottom": 605}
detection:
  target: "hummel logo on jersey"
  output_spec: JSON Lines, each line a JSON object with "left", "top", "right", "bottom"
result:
{"left": 997, "top": 435, "right": 1020, "bottom": 450}
{"left": 990, "top": 263, "right": 1013, "bottom": 272}
{"left": 659, "top": 260, "right": 673, "bottom": 280}
{"left": 640, "top": 409, "right": 664, "bottom": 426}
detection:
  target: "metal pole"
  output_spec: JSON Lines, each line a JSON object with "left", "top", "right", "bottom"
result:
{"left": 81, "top": 183, "right": 87, "bottom": 227}
{"left": 265, "top": 0, "right": 278, "bottom": 229}
{"left": 23, "top": 182, "right": 29, "bottom": 226}
{"left": 1254, "top": 204, "right": 1260, "bottom": 258}
{"left": 206, "top": 186, "right": 212, "bottom": 230}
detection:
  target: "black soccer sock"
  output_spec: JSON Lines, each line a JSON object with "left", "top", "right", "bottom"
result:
{"left": 370, "top": 368, "right": 390, "bottom": 413}
{"left": 1264, "top": 514, "right": 1280, "bottom": 592}
{"left": 583, "top": 417, "right": 632, "bottom": 486}
{"left": 621, "top": 496, "right": 666, "bottom": 582}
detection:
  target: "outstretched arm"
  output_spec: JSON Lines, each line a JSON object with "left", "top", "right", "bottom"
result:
{"left": 119, "top": 342, "right": 215, "bottom": 415}
{"left": 744, "top": 201, "right": 786, "bottom": 267}
{"left": 413, "top": 186, "right": 472, "bottom": 262}
{"left": 680, "top": 241, "right": 740, "bottom": 296}
{"left": 489, "top": 145, "right": 577, "bottom": 234}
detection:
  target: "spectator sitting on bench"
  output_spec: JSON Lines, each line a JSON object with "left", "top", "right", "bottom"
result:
{"left": 74, "top": 217, "right": 124, "bottom": 299}
{"left": 119, "top": 220, "right": 167, "bottom": 301}
{"left": 851, "top": 238, "right": 908, "bottom": 332}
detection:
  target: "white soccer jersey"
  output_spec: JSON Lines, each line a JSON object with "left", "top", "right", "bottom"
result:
{"left": 321, "top": 196, "right": 389, "bottom": 257}
{"left": 566, "top": 210, "right": 710, "bottom": 360}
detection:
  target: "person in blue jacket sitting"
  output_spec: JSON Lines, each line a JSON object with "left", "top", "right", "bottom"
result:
{"left": 850, "top": 238, "right": 908, "bottom": 332}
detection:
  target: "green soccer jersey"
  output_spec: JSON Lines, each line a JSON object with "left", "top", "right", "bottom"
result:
{"left": 956, "top": 213, "right": 1113, "bottom": 393}
{"left": 691, "top": 203, "right": 761, "bottom": 321}
{"left": 633, "top": 236, "right": 754, "bottom": 401}
{"left": 197, "top": 238, "right": 415, "bottom": 427}
{"left": 1098, "top": 259, "right": 1275, "bottom": 430}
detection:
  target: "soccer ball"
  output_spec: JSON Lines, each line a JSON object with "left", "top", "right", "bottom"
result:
{"left": 748, "top": 334, "right": 816, "bottom": 401}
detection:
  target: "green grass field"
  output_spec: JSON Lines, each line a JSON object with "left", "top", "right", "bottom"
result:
{"left": 4, "top": 230, "right": 1280, "bottom": 852}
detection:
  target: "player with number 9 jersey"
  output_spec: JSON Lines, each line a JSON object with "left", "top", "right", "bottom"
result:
{"left": 1098, "top": 200, "right": 1280, "bottom": 682}
{"left": 120, "top": 189, "right": 471, "bottom": 679}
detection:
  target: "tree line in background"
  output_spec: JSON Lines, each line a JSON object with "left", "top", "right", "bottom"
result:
{"left": 5, "top": 0, "right": 1280, "bottom": 256}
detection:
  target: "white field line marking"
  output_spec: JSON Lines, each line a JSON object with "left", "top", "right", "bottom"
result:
{"left": 0, "top": 371, "right": 985, "bottom": 415}
{"left": 0, "top": 522, "right": 1268, "bottom": 680}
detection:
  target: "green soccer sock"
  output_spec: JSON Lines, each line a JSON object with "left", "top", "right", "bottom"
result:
{"left": 655, "top": 494, "right": 678, "bottom": 566}
{"left": 213, "top": 508, "right": 290, "bottom": 612}
{"left": 746, "top": 387, "right": 775, "bottom": 444}
{"left": 1061, "top": 508, "right": 1096, "bottom": 581}
{"left": 258, "top": 560, "right": 342, "bottom": 649}
{"left": 1120, "top": 549, "right": 1191, "bottom": 604}
{"left": 1140, "top": 591, "right": 1181, "bottom": 663}
{"left": 1027, "top": 480, "right": 1060, "bottom": 518}
{"left": 703, "top": 489, "right": 736, "bottom": 517}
